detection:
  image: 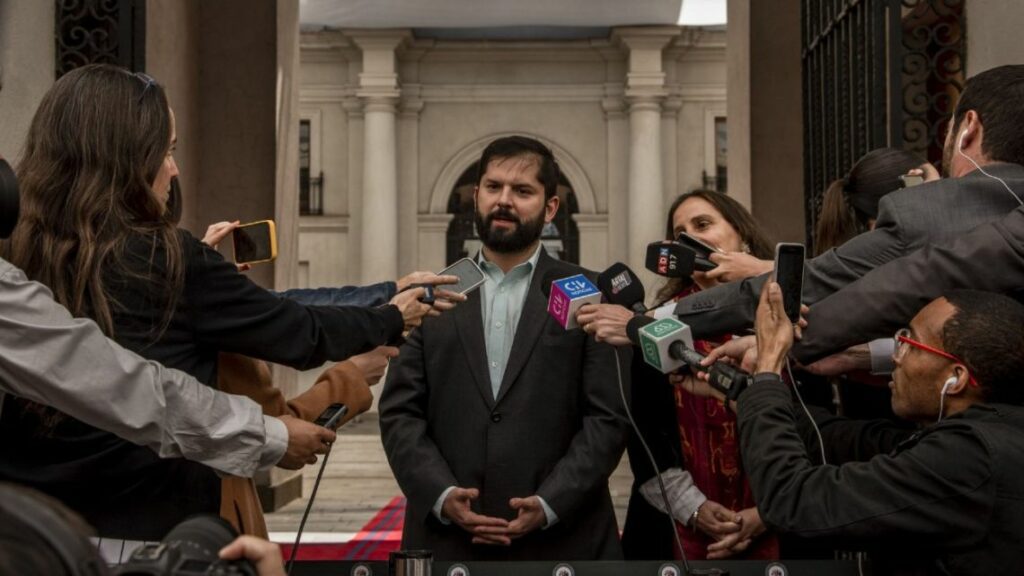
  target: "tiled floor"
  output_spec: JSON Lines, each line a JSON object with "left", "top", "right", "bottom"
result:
{"left": 265, "top": 412, "right": 636, "bottom": 536}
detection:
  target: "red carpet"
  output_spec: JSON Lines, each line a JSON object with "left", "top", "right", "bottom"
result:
{"left": 279, "top": 496, "right": 405, "bottom": 561}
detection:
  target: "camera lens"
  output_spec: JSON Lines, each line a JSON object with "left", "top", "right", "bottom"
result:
{"left": 0, "top": 159, "right": 19, "bottom": 239}
{"left": 163, "top": 515, "right": 239, "bottom": 560}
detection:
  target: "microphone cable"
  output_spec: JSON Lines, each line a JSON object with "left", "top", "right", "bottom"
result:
{"left": 613, "top": 347, "right": 691, "bottom": 575}
{"left": 785, "top": 357, "right": 826, "bottom": 465}
{"left": 285, "top": 438, "right": 334, "bottom": 575}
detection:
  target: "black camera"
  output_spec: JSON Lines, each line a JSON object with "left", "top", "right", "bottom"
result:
{"left": 0, "top": 158, "right": 18, "bottom": 239}
{"left": 115, "top": 515, "right": 256, "bottom": 576}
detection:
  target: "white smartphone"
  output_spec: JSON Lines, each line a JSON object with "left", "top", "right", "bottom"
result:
{"left": 773, "top": 243, "right": 806, "bottom": 323}
{"left": 438, "top": 258, "right": 486, "bottom": 295}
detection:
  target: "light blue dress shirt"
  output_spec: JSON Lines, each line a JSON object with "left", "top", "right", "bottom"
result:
{"left": 432, "top": 244, "right": 559, "bottom": 528}
{"left": 477, "top": 245, "right": 543, "bottom": 398}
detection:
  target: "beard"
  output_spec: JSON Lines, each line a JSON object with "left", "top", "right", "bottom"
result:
{"left": 475, "top": 205, "right": 546, "bottom": 254}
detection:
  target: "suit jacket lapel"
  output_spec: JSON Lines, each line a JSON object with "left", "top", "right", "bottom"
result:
{"left": 454, "top": 286, "right": 496, "bottom": 410}
{"left": 495, "top": 250, "right": 555, "bottom": 405}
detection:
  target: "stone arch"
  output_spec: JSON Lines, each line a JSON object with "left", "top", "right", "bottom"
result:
{"left": 428, "top": 132, "right": 598, "bottom": 215}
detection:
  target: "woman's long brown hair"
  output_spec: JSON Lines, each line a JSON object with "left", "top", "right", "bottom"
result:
{"left": 2, "top": 65, "right": 185, "bottom": 428}
{"left": 814, "top": 147, "right": 926, "bottom": 255}
{"left": 4, "top": 64, "right": 183, "bottom": 336}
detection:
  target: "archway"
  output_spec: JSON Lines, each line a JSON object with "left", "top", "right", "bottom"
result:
{"left": 445, "top": 162, "right": 580, "bottom": 265}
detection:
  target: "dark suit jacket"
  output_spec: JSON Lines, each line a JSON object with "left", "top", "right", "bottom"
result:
{"left": 792, "top": 204, "right": 1024, "bottom": 363}
{"left": 379, "top": 250, "right": 631, "bottom": 561}
{"left": 672, "top": 163, "right": 1024, "bottom": 339}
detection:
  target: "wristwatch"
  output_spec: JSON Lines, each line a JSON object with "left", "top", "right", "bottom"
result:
{"left": 690, "top": 503, "right": 703, "bottom": 528}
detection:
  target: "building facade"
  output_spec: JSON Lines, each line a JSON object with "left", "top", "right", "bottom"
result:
{"left": 295, "top": 26, "right": 727, "bottom": 290}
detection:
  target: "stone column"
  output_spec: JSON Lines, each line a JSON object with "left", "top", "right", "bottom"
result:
{"left": 602, "top": 93, "right": 629, "bottom": 266}
{"left": 352, "top": 31, "right": 409, "bottom": 284}
{"left": 661, "top": 97, "right": 682, "bottom": 208}
{"left": 398, "top": 87, "right": 424, "bottom": 277}
{"left": 615, "top": 28, "right": 679, "bottom": 289}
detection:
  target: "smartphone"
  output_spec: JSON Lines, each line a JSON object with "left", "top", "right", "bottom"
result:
{"left": 676, "top": 232, "right": 719, "bottom": 272}
{"left": 900, "top": 174, "right": 924, "bottom": 188}
{"left": 313, "top": 403, "right": 348, "bottom": 430}
{"left": 438, "top": 257, "right": 486, "bottom": 295}
{"left": 676, "top": 231, "right": 719, "bottom": 259}
{"left": 232, "top": 220, "right": 278, "bottom": 265}
{"left": 773, "top": 243, "right": 806, "bottom": 323}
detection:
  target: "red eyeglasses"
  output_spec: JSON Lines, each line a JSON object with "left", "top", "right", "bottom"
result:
{"left": 894, "top": 328, "right": 978, "bottom": 387}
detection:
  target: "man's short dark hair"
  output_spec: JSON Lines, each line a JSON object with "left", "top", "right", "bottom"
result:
{"left": 476, "top": 136, "right": 560, "bottom": 200}
{"left": 953, "top": 65, "right": 1024, "bottom": 166}
{"left": 941, "top": 290, "right": 1024, "bottom": 405}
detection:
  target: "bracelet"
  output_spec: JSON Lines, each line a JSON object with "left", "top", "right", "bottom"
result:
{"left": 690, "top": 505, "right": 701, "bottom": 528}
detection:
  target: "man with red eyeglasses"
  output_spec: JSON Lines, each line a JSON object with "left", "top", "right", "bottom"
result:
{"left": 694, "top": 285, "right": 1024, "bottom": 575}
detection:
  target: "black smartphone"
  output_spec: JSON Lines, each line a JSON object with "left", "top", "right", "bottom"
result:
{"left": 438, "top": 257, "right": 486, "bottom": 295}
{"left": 676, "top": 231, "right": 719, "bottom": 260}
{"left": 313, "top": 403, "right": 348, "bottom": 430}
{"left": 232, "top": 220, "right": 277, "bottom": 265}
{"left": 773, "top": 243, "right": 806, "bottom": 323}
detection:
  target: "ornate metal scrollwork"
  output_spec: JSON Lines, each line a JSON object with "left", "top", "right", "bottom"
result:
{"left": 802, "top": 0, "right": 966, "bottom": 248}
{"left": 897, "top": 0, "right": 966, "bottom": 166}
{"left": 55, "top": 0, "right": 145, "bottom": 77}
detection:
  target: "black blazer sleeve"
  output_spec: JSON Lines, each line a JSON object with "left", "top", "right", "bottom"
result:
{"left": 535, "top": 336, "right": 632, "bottom": 521}
{"left": 378, "top": 323, "right": 459, "bottom": 525}
{"left": 739, "top": 380, "right": 994, "bottom": 545}
{"left": 183, "top": 233, "right": 404, "bottom": 369}
{"left": 792, "top": 206, "right": 1024, "bottom": 363}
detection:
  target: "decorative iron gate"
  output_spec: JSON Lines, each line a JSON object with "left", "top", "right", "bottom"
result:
{"left": 56, "top": 0, "right": 147, "bottom": 77}
{"left": 801, "top": 0, "right": 966, "bottom": 248}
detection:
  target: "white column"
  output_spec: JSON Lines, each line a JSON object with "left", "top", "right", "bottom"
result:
{"left": 352, "top": 31, "right": 410, "bottom": 284}
{"left": 661, "top": 97, "right": 682, "bottom": 208}
{"left": 627, "top": 98, "right": 665, "bottom": 275}
{"left": 398, "top": 89, "right": 424, "bottom": 277}
{"left": 602, "top": 93, "right": 629, "bottom": 266}
{"left": 615, "top": 28, "right": 679, "bottom": 290}
{"left": 360, "top": 98, "right": 399, "bottom": 283}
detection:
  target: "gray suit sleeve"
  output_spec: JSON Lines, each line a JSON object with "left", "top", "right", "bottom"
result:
{"left": 673, "top": 195, "right": 913, "bottom": 339}
{"left": 792, "top": 206, "right": 1024, "bottom": 363}
{"left": 801, "top": 194, "right": 910, "bottom": 301}
{"left": 0, "top": 258, "right": 282, "bottom": 477}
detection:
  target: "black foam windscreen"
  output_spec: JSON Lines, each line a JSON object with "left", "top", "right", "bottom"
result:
{"left": 645, "top": 241, "right": 695, "bottom": 278}
{"left": 539, "top": 268, "right": 568, "bottom": 299}
{"left": 597, "top": 262, "right": 646, "bottom": 312}
{"left": 625, "top": 314, "right": 656, "bottom": 346}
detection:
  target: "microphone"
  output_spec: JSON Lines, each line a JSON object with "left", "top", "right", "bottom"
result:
{"left": 596, "top": 262, "right": 647, "bottom": 314}
{"left": 645, "top": 241, "right": 694, "bottom": 278}
{"left": 540, "top": 269, "right": 601, "bottom": 330}
{"left": 644, "top": 240, "right": 717, "bottom": 278}
{"left": 626, "top": 316, "right": 751, "bottom": 400}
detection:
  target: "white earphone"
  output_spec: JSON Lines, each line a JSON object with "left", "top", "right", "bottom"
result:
{"left": 942, "top": 376, "right": 957, "bottom": 395}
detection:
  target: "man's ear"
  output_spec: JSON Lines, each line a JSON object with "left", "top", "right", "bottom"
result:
{"left": 544, "top": 194, "right": 560, "bottom": 222}
{"left": 946, "top": 365, "right": 972, "bottom": 395}
{"left": 958, "top": 110, "right": 983, "bottom": 154}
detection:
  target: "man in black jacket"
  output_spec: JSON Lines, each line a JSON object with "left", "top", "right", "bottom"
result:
{"left": 734, "top": 283, "right": 1024, "bottom": 575}
{"left": 672, "top": 64, "right": 1024, "bottom": 340}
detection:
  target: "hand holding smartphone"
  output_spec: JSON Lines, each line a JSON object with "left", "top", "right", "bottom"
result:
{"left": 773, "top": 243, "right": 805, "bottom": 323}
{"left": 676, "top": 232, "right": 720, "bottom": 272}
{"left": 436, "top": 258, "right": 486, "bottom": 295}
{"left": 232, "top": 220, "right": 278, "bottom": 265}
